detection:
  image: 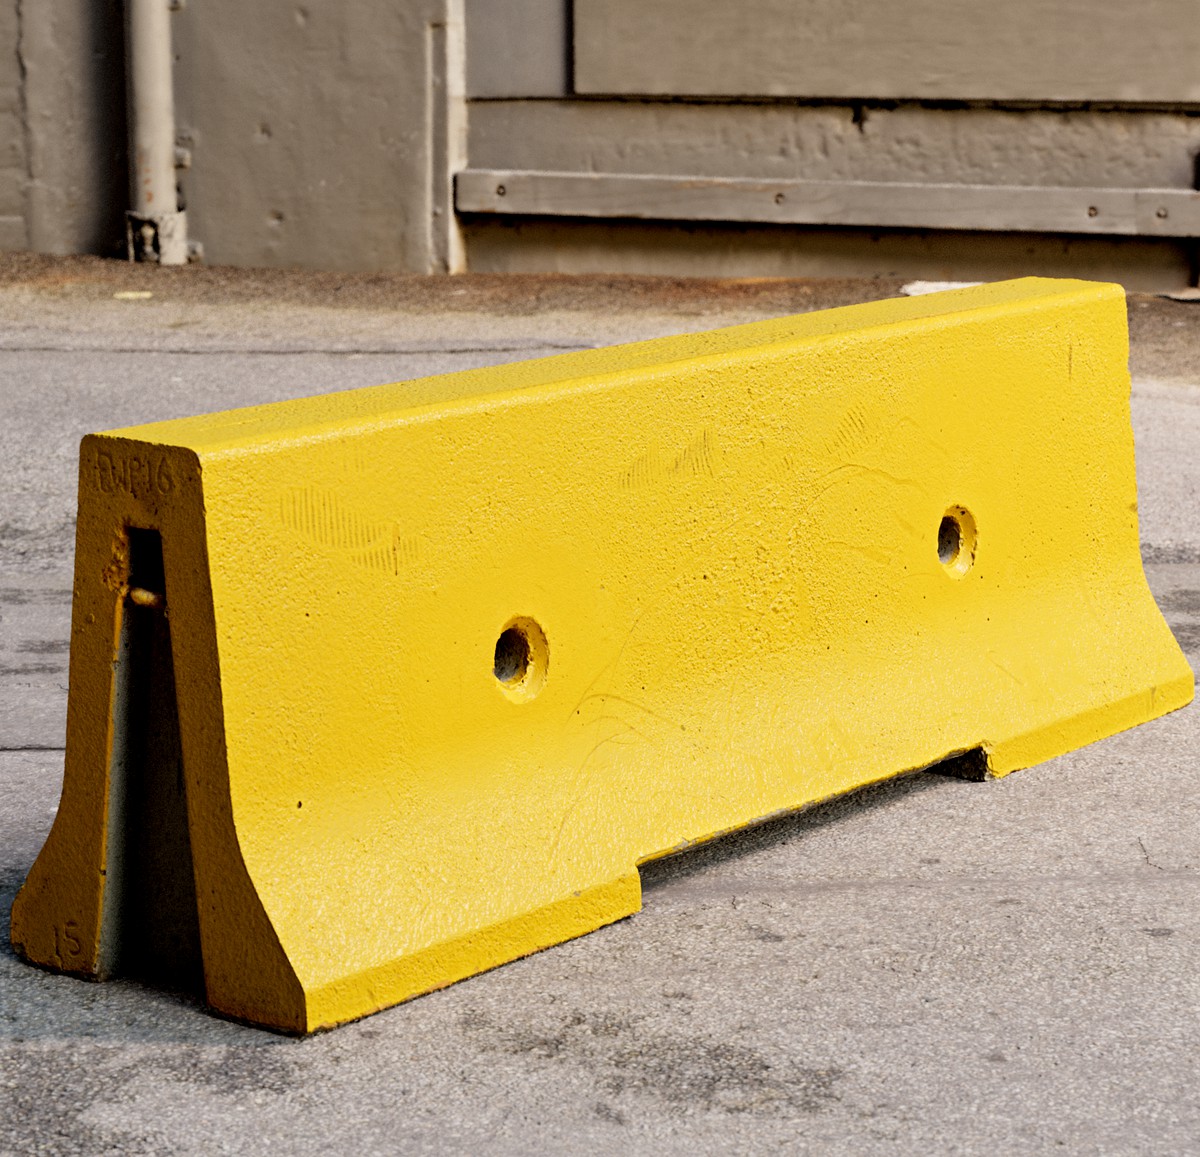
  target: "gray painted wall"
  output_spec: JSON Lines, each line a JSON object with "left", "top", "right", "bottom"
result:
{"left": 173, "top": 0, "right": 463, "bottom": 273}
{"left": 0, "top": 0, "right": 24, "bottom": 250}
{"left": 17, "top": 0, "right": 128, "bottom": 255}
{"left": 0, "top": 0, "right": 1196, "bottom": 286}
{"left": 575, "top": 0, "right": 1200, "bottom": 102}
{"left": 0, "top": 0, "right": 464, "bottom": 273}
{"left": 465, "top": 0, "right": 567, "bottom": 98}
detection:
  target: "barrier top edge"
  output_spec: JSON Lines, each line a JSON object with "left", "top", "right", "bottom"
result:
{"left": 99, "top": 277, "right": 1123, "bottom": 456}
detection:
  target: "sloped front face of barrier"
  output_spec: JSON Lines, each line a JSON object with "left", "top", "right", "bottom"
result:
{"left": 10, "top": 279, "right": 1193, "bottom": 1032}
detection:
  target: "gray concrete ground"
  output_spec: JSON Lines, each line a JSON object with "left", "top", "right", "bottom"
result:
{"left": 1, "top": 257, "right": 1198, "bottom": 1155}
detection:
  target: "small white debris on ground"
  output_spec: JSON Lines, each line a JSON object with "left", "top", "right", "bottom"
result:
{"left": 900, "top": 280, "right": 986, "bottom": 296}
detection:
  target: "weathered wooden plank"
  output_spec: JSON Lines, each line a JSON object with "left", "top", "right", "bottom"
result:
{"left": 466, "top": 100, "right": 1200, "bottom": 191}
{"left": 456, "top": 169, "right": 1200, "bottom": 237}
{"left": 573, "top": 0, "right": 1200, "bottom": 103}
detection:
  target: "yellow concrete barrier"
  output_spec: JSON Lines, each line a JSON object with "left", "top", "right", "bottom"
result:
{"left": 11, "top": 278, "right": 1193, "bottom": 1032}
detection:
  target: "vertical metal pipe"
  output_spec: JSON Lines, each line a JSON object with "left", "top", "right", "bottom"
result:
{"left": 125, "top": 0, "right": 187, "bottom": 264}
{"left": 431, "top": 0, "right": 467, "bottom": 274}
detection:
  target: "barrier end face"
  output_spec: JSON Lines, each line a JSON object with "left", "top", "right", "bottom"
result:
{"left": 8, "top": 869, "right": 105, "bottom": 981}
{"left": 19, "top": 432, "right": 306, "bottom": 1026}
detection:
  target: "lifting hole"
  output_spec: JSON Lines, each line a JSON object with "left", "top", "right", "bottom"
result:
{"left": 493, "top": 617, "right": 549, "bottom": 701}
{"left": 938, "top": 507, "right": 977, "bottom": 576}
{"left": 937, "top": 516, "right": 961, "bottom": 566}
{"left": 494, "top": 627, "right": 530, "bottom": 685}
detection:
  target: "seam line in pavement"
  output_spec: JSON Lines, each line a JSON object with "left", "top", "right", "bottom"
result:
{"left": 0, "top": 344, "right": 597, "bottom": 356}
{"left": 644, "top": 868, "right": 1200, "bottom": 900}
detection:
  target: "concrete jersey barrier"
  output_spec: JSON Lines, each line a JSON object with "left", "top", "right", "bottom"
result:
{"left": 10, "top": 278, "right": 1193, "bottom": 1032}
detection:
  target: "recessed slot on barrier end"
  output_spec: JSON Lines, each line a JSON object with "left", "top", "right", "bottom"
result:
{"left": 99, "top": 526, "right": 204, "bottom": 993}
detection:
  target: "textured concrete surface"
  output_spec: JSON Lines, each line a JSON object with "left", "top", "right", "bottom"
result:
{"left": 1, "top": 258, "right": 1198, "bottom": 1154}
{"left": 1, "top": 0, "right": 129, "bottom": 255}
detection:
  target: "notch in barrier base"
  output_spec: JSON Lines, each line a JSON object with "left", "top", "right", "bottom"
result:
{"left": 10, "top": 278, "right": 1193, "bottom": 1032}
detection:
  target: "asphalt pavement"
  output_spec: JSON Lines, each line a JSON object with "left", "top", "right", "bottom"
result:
{"left": 1, "top": 258, "right": 1198, "bottom": 1155}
